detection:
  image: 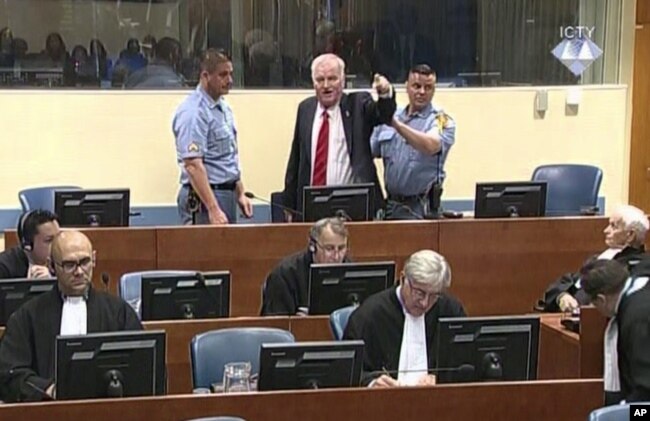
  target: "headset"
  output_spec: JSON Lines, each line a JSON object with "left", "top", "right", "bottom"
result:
{"left": 308, "top": 235, "right": 317, "bottom": 253}
{"left": 17, "top": 210, "right": 36, "bottom": 251}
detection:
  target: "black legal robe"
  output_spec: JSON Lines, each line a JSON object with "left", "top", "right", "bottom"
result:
{"left": 0, "top": 285, "right": 142, "bottom": 402}
{"left": 343, "top": 285, "right": 466, "bottom": 385}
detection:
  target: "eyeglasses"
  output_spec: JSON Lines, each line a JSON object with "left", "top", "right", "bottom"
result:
{"left": 406, "top": 277, "right": 441, "bottom": 302}
{"left": 53, "top": 257, "right": 93, "bottom": 274}
{"left": 315, "top": 241, "right": 348, "bottom": 255}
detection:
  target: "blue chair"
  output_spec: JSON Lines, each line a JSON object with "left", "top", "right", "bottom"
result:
{"left": 119, "top": 270, "right": 196, "bottom": 319}
{"left": 588, "top": 403, "right": 642, "bottom": 420}
{"left": 531, "top": 164, "right": 603, "bottom": 216}
{"left": 18, "top": 185, "right": 81, "bottom": 212}
{"left": 329, "top": 305, "right": 358, "bottom": 340}
{"left": 190, "top": 327, "right": 295, "bottom": 390}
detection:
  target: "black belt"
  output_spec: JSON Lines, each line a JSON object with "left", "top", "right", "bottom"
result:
{"left": 184, "top": 182, "right": 237, "bottom": 191}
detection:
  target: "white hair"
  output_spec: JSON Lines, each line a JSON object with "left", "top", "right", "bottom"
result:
{"left": 311, "top": 53, "right": 345, "bottom": 83}
{"left": 614, "top": 205, "right": 649, "bottom": 245}
{"left": 404, "top": 250, "right": 451, "bottom": 291}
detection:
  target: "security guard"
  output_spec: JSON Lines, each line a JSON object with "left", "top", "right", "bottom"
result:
{"left": 173, "top": 49, "right": 253, "bottom": 224}
{"left": 371, "top": 64, "right": 455, "bottom": 220}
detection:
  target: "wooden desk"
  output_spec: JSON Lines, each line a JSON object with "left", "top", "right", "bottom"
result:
{"left": 4, "top": 216, "right": 606, "bottom": 316}
{"left": 439, "top": 217, "right": 605, "bottom": 315}
{"left": 156, "top": 221, "right": 438, "bottom": 316}
{"left": 537, "top": 307, "right": 606, "bottom": 380}
{"left": 0, "top": 379, "right": 604, "bottom": 421}
{"left": 144, "top": 316, "right": 334, "bottom": 394}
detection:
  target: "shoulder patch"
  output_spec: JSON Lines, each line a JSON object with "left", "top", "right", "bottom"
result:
{"left": 436, "top": 113, "right": 449, "bottom": 133}
{"left": 188, "top": 142, "right": 200, "bottom": 153}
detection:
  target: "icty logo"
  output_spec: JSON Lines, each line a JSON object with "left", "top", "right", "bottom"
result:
{"left": 552, "top": 26, "right": 603, "bottom": 76}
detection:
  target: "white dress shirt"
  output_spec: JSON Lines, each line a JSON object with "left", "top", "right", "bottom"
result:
{"left": 310, "top": 103, "right": 353, "bottom": 186}
{"left": 60, "top": 296, "right": 87, "bottom": 336}
{"left": 396, "top": 286, "right": 428, "bottom": 385}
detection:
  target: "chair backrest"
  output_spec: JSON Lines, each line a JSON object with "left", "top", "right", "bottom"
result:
{"left": 531, "top": 164, "right": 602, "bottom": 216}
{"left": 588, "top": 403, "right": 638, "bottom": 420}
{"left": 119, "top": 270, "right": 196, "bottom": 319}
{"left": 329, "top": 305, "right": 358, "bottom": 340}
{"left": 18, "top": 185, "right": 82, "bottom": 212}
{"left": 190, "top": 327, "right": 295, "bottom": 389}
{"left": 270, "top": 191, "right": 284, "bottom": 223}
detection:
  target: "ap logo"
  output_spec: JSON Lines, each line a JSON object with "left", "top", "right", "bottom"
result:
{"left": 552, "top": 26, "right": 603, "bottom": 76}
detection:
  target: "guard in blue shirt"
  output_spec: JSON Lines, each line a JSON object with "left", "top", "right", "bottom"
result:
{"left": 173, "top": 49, "right": 253, "bottom": 224}
{"left": 371, "top": 64, "right": 456, "bottom": 220}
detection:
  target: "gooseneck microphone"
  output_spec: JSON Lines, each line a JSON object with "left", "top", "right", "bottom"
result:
{"left": 369, "top": 364, "right": 476, "bottom": 379}
{"left": 101, "top": 272, "right": 110, "bottom": 291}
{"left": 244, "top": 191, "right": 303, "bottom": 217}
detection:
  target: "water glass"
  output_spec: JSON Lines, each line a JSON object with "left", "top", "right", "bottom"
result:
{"left": 223, "top": 362, "right": 252, "bottom": 393}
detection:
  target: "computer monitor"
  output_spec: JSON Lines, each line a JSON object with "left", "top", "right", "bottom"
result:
{"left": 55, "top": 330, "right": 166, "bottom": 400}
{"left": 258, "top": 340, "right": 364, "bottom": 391}
{"left": 474, "top": 182, "right": 547, "bottom": 218}
{"left": 302, "top": 183, "right": 375, "bottom": 222}
{"left": 308, "top": 261, "right": 395, "bottom": 315}
{"left": 55, "top": 188, "right": 130, "bottom": 227}
{"left": 0, "top": 278, "right": 56, "bottom": 325}
{"left": 140, "top": 271, "right": 230, "bottom": 321}
{"left": 435, "top": 315, "right": 540, "bottom": 384}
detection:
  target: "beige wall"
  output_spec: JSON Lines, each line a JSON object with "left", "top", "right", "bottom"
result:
{"left": 0, "top": 85, "right": 629, "bottom": 212}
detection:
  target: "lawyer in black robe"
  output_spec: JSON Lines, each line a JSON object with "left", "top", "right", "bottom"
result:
{"left": 343, "top": 285, "right": 466, "bottom": 385}
{"left": 0, "top": 246, "right": 29, "bottom": 279}
{"left": 0, "top": 285, "right": 142, "bottom": 402}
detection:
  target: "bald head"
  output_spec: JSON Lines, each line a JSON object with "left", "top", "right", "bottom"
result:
{"left": 50, "top": 231, "right": 95, "bottom": 296}
{"left": 51, "top": 230, "right": 92, "bottom": 261}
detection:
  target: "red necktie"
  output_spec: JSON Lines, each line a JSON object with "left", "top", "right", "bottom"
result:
{"left": 312, "top": 110, "right": 329, "bottom": 186}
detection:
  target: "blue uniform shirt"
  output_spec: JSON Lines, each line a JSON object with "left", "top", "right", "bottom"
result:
{"left": 173, "top": 85, "right": 241, "bottom": 185}
{"left": 371, "top": 103, "right": 455, "bottom": 196}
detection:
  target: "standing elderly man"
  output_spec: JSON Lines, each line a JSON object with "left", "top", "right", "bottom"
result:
{"left": 540, "top": 204, "right": 649, "bottom": 312}
{"left": 173, "top": 48, "right": 253, "bottom": 225}
{"left": 282, "top": 53, "right": 396, "bottom": 221}
{"left": 371, "top": 64, "right": 456, "bottom": 219}
{"left": 0, "top": 231, "right": 141, "bottom": 402}
{"left": 344, "top": 249, "right": 466, "bottom": 387}
{"left": 261, "top": 217, "right": 350, "bottom": 316}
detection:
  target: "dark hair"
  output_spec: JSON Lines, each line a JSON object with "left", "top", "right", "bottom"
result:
{"left": 17, "top": 209, "right": 58, "bottom": 248}
{"left": 409, "top": 64, "right": 435, "bottom": 77}
{"left": 580, "top": 259, "right": 629, "bottom": 298}
{"left": 199, "top": 48, "right": 231, "bottom": 73}
{"left": 154, "top": 37, "right": 181, "bottom": 64}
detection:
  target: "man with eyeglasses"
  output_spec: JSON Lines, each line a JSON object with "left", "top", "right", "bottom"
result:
{"left": 261, "top": 217, "right": 350, "bottom": 315}
{"left": 0, "top": 231, "right": 141, "bottom": 402}
{"left": 343, "top": 250, "right": 466, "bottom": 387}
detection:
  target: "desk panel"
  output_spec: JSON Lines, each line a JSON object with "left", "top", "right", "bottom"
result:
{"left": 439, "top": 217, "right": 605, "bottom": 315}
{"left": 0, "top": 379, "right": 604, "bottom": 421}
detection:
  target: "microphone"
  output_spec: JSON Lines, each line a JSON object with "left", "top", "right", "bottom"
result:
{"left": 101, "top": 272, "right": 110, "bottom": 291}
{"left": 244, "top": 191, "right": 303, "bottom": 218}
{"left": 334, "top": 209, "right": 352, "bottom": 221}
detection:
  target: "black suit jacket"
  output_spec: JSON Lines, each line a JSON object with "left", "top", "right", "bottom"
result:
{"left": 282, "top": 91, "right": 396, "bottom": 220}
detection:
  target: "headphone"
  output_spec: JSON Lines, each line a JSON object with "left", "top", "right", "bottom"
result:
{"left": 17, "top": 210, "right": 36, "bottom": 251}
{"left": 308, "top": 235, "right": 317, "bottom": 253}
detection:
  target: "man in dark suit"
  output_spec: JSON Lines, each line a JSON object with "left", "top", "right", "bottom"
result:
{"left": 281, "top": 53, "right": 396, "bottom": 221}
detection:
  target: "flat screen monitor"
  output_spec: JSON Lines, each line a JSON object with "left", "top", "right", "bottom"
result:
{"left": 474, "top": 182, "right": 547, "bottom": 218}
{"left": 435, "top": 315, "right": 540, "bottom": 384}
{"left": 55, "top": 330, "right": 166, "bottom": 400}
{"left": 140, "top": 271, "right": 230, "bottom": 321}
{"left": 302, "top": 183, "right": 375, "bottom": 222}
{"left": 55, "top": 188, "right": 130, "bottom": 227}
{"left": 0, "top": 278, "right": 56, "bottom": 325}
{"left": 258, "top": 340, "right": 364, "bottom": 391}
{"left": 308, "top": 261, "right": 395, "bottom": 315}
